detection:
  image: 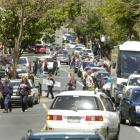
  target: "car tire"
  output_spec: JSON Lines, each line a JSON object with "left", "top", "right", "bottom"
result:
{"left": 28, "top": 101, "right": 34, "bottom": 107}
{"left": 35, "top": 96, "right": 40, "bottom": 104}
{"left": 113, "top": 124, "right": 120, "bottom": 140}
{"left": 105, "top": 128, "right": 109, "bottom": 140}
{"left": 120, "top": 112, "right": 126, "bottom": 124}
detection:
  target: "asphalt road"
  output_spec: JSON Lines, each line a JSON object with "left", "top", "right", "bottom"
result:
{"left": 0, "top": 54, "right": 140, "bottom": 140}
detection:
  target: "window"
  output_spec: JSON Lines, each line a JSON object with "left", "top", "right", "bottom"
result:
{"left": 100, "top": 96, "right": 114, "bottom": 112}
{"left": 17, "top": 58, "right": 27, "bottom": 64}
{"left": 50, "top": 96, "right": 103, "bottom": 110}
{"left": 132, "top": 90, "right": 140, "bottom": 102}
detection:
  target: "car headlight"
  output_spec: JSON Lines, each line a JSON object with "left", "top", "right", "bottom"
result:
{"left": 135, "top": 106, "right": 140, "bottom": 112}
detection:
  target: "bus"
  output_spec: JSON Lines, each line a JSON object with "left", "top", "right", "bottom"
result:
{"left": 111, "top": 41, "right": 140, "bottom": 103}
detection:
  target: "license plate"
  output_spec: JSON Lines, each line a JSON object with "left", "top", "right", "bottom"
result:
{"left": 67, "top": 116, "right": 81, "bottom": 123}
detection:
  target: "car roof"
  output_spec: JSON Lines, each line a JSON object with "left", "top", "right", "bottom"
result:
{"left": 56, "top": 91, "right": 105, "bottom": 97}
{"left": 129, "top": 74, "right": 140, "bottom": 78}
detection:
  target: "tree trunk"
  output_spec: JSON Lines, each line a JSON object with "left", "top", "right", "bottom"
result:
{"left": 12, "top": 0, "right": 24, "bottom": 78}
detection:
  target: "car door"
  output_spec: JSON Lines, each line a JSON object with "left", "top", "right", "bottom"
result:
{"left": 100, "top": 95, "right": 119, "bottom": 135}
{"left": 121, "top": 89, "right": 131, "bottom": 119}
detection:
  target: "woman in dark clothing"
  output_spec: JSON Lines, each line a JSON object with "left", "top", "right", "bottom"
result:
{"left": 18, "top": 77, "right": 31, "bottom": 112}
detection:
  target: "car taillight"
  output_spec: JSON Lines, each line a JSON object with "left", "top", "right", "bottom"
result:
{"left": 47, "top": 115, "right": 62, "bottom": 121}
{"left": 85, "top": 115, "right": 103, "bottom": 121}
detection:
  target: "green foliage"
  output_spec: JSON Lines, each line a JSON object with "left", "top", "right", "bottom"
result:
{"left": 97, "top": 0, "right": 140, "bottom": 45}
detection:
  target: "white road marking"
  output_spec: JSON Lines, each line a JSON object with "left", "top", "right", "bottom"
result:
{"left": 134, "top": 126, "right": 140, "bottom": 133}
{"left": 42, "top": 103, "right": 48, "bottom": 113}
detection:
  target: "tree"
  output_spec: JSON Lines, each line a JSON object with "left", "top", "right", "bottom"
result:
{"left": 97, "top": 0, "right": 140, "bottom": 45}
{"left": 0, "top": 0, "right": 69, "bottom": 78}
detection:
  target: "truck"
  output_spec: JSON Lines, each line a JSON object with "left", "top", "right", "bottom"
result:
{"left": 111, "top": 41, "right": 140, "bottom": 105}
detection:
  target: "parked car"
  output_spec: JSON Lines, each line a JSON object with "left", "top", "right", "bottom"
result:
{"left": 10, "top": 79, "right": 40, "bottom": 107}
{"left": 16, "top": 65, "right": 29, "bottom": 79}
{"left": 120, "top": 87, "right": 140, "bottom": 126}
{"left": 46, "top": 91, "right": 120, "bottom": 140}
{"left": 22, "top": 131, "right": 105, "bottom": 140}
{"left": 17, "top": 57, "right": 31, "bottom": 71}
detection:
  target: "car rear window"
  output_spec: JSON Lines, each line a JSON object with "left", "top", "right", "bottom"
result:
{"left": 50, "top": 96, "right": 103, "bottom": 110}
{"left": 29, "top": 138, "right": 101, "bottom": 140}
{"left": 17, "top": 58, "right": 27, "bottom": 64}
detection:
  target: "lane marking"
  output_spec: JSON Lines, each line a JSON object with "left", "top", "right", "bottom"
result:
{"left": 134, "top": 126, "right": 140, "bottom": 133}
{"left": 42, "top": 103, "right": 48, "bottom": 113}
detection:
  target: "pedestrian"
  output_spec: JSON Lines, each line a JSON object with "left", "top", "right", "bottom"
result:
{"left": 33, "top": 58, "right": 38, "bottom": 76}
{"left": 52, "top": 59, "right": 58, "bottom": 75}
{"left": 2, "top": 75, "right": 13, "bottom": 113}
{"left": 46, "top": 73, "right": 55, "bottom": 99}
{"left": 44, "top": 58, "right": 48, "bottom": 73}
{"left": 37, "top": 59, "right": 43, "bottom": 77}
{"left": 67, "top": 72, "right": 76, "bottom": 90}
{"left": 0, "top": 77, "right": 3, "bottom": 108}
{"left": 82, "top": 67, "right": 89, "bottom": 90}
{"left": 17, "top": 76, "right": 31, "bottom": 112}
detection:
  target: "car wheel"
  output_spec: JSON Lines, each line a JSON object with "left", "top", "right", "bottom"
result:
{"left": 128, "top": 114, "right": 135, "bottom": 126}
{"left": 36, "top": 96, "right": 40, "bottom": 104}
{"left": 120, "top": 112, "right": 126, "bottom": 124}
{"left": 105, "top": 128, "right": 109, "bottom": 140}
{"left": 113, "top": 124, "right": 120, "bottom": 140}
{"left": 28, "top": 101, "right": 34, "bottom": 107}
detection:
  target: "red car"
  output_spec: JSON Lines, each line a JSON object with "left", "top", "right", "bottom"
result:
{"left": 34, "top": 45, "right": 46, "bottom": 54}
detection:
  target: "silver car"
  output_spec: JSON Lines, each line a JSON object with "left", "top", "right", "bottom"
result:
{"left": 11, "top": 79, "right": 40, "bottom": 107}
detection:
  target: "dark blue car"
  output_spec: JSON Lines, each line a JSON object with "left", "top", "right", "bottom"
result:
{"left": 22, "top": 131, "right": 104, "bottom": 140}
{"left": 120, "top": 87, "right": 140, "bottom": 126}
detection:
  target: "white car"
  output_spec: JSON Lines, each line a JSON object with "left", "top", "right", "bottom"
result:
{"left": 84, "top": 49, "right": 94, "bottom": 57}
{"left": 16, "top": 65, "right": 29, "bottom": 78}
{"left": 67, "top": 42, "right": 77, "bottom": 49}
{"left": 17, "top": 57, "right": 30, "bottom": 70}
{"left": 38, "top": 55, "right": 60, "bottom": 75}
{"left": 46, "top": 91, "right": 120, "bottom": 140}
{"left": 74, "top": 47, "right": 84, "bottom": 55}
{"left": 123, "top": 74, "right": 140, "bottom": 92}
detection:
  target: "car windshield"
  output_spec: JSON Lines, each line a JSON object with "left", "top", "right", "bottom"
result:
{"left": 97, "top": 72, "right": 109, "bottom": 78}
{"left": 128, "top": 77, "right": 140, "bottom": 86}
{"left": 85, "top": 50, "right": 92, "bottom": 53}
{"left": 11, "top": 81, "right": 20, "bottom": 89}
{"left": 75, "top": 47, "right": 82, "bottom": 51}
{"left": 118, "top": 51, "right": 140, "bottom": 78}
{"left": 17, "top": 58, "right": 27, "bottom": 64}
{"left": 132, "top": 90, "right": 140, "bottom": 102}
{"left": 50, "top": 96, "right": 102, "bottom": 110}
{"left": 17, "top": 69, "right": 27, "bottom": 74}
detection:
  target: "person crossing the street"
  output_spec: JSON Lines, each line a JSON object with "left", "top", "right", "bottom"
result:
{"left": 2, "top": 75, "right": 13, "bottom": 113}
{"left": 46, "top": 73, "right": 55, "bottom": 99}
{"left": 17, "top": 76, "right": 31, "bottom": 112}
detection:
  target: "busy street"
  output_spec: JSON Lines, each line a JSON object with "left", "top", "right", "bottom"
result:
{"left": 0, "top": 53, "right": 140, "bottom": 140}
{"left": 0, "top": 0, "right": 140, "bottom": 140}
